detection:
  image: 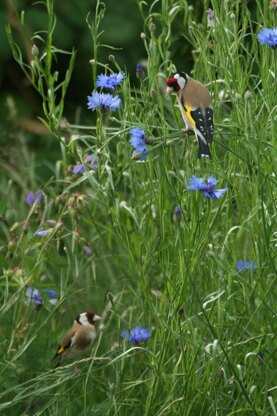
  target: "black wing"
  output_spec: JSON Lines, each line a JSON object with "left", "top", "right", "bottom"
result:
{"left": 53, "top": 339, "right": 73, "bottom": 368}
{"left": 190, "top": 107, "right": 213, "bottom": 143}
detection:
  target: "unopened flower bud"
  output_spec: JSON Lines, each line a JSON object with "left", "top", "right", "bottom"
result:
{"left": 23, "top": 221, "right": 29, "bottom": 233}
{"left": 107, "top": 292, "right": 114, "bottom": 302}
{"left": 131, "top": 153, "right": 143, "bottom": 161}
{"left": 83, "top": 245, "right": 92, "bottom": 257}
{"left": 31, "top": 44, "right": 39, "bottom": 57}
{"left": 136, "top": 63, "right": 144, "bottom": 79}
{"left": 10, "top": 222, "right": 21, "bottom": 232}
{"left": 6, "top": 96, "right": 16, "bottom": 117}
{"left": 59, "top": 117, "right": 69, "bottom": 129}
{"left": 174, "top": 206, "right": 182, "bottom": 221}
{"left": 218, "top": 89, "right": 225, "bottom": 101}
{"left": 149, "top": 21, "right": 156, "bottom": 32}
{"left": 119, "top": 201, "right": 128, "bottom": 208}
{"left": 8, "top": 239, "right": 16, "bottom": 250}
{"left": 244, "top": 90, "right": 253, "bottom": 100}
{"left": 207, "top": 8, "right": 215, "bottom": 29}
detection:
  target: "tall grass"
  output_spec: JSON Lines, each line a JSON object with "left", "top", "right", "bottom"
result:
{"left": 1, "top": 0, "right": 276, "bottom": 415}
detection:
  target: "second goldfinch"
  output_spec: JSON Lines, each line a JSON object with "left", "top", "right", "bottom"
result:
{"left": 166, "top": 71, "right": 213, "bottom": 158}
{"left": 54, "top": 311, "right": 101, "bottom": 368}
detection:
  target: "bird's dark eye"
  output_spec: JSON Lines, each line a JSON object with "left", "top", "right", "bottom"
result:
{"left": 86, "top": 312, "right": 94, "bottom": 323}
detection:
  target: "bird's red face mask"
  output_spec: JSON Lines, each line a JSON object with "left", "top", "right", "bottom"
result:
{"left": 166, "top": 72, "right": 187, "bottom": 95}
{"left": 166, "top": 76, "right": 180, "bottom": 94}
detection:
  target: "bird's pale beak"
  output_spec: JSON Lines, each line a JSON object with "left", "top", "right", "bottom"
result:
{"left": 166, "top": 86, "right": 173, "bottom": 96}
{"left": 94, "top": 314, "right": 102, "bottom": 321}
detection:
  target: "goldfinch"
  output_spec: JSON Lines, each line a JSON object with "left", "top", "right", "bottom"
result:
{"left": 54, "top": 311, "right": 101, "bottom": 368}
{"left": 166, "top": 72, "right": 213, "bottom": 158}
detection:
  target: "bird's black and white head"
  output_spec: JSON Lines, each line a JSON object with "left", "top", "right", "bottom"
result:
{"left": 75, "top": 311, "right": 102, "bottom": 327}
{"left": 166, "top": 72, "right": 188, "bottom": 94}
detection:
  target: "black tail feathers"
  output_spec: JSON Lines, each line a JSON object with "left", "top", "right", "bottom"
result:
{"left": 197, "top": 135, "right": 212, "bottom": 159}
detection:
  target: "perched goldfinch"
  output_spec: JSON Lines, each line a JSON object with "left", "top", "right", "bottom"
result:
{"left": 54, "top": 311, "right": 101, "bottom": 368}
{"left": 166, "top": 72, "right": 213, "bottom": 158}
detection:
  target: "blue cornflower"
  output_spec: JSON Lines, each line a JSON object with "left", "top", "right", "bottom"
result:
{"left": 121, "top": 327, "right": 152, "bottom": 344}
{"left": 236, "top": 260, "right": 257, "bottom": 271}
{"left": 25, "top": 286, "right": 58, "bottom": 306}
{"left": 73, "top": 164, "right": 85, "bottom": 174}
{"left": 42, "top": 289, "right": 58, "bottom": 305}
{"left": 207, "top": 8, "right": 215, "bottom": 29}
{"left": 187, "top": 176, "right": 227, "bottom": 199}
{"left": 86, "top": 154, "right": 98, "bottom": 169}
{"left": 96, "top": 72, "right": 125, "bottom": 90}
{"left": 73, "top": 154, "right": 98, "bottom": 175}
{"left": 129, "top": 128, "right": 149, "bottom": 160}
{"left": 26, "top": 191, "right": 43, "bottom": 206}
{"left": 257, "top": 28, "right": 277, "bottom": 48}
{"left": 129, "top": 128, "right": 145, "bottom": 147}
{"left": 136, "top": 63, "right": 144, "bottom": 78}
{"left": 87, "top": 92, "right": 121, "bottom": 112}
{"left": 83, "top": 245, "right": 92, "bottom": 257}
{"left": 174, "top": 206, "right": 182, "bottom": 220}
{"left": 25, "top": 286, "right": 43, "bottom": 306}
{"left": 120, "top": 329, "right": 129, "bottom": 339}
{"left": 34, "top": 229, "right": 50, "bottom": 237}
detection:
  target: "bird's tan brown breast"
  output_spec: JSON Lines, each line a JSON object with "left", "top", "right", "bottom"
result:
{"left": 74, "top": 326, "right": 96, "bottom": 351}
{"left": 60, "top": 323, "right": 96, "bottom": 357}
{"left": 183, "top": 78, "right": 212, "bottom": 110}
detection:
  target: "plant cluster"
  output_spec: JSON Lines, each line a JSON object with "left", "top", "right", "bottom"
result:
{"left": 0, "top": 1, "right": 276, "bottom": 415}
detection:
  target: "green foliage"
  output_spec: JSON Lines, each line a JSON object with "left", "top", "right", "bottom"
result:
{"left": 0, "top": 0, "right": 276, "bottom": 415}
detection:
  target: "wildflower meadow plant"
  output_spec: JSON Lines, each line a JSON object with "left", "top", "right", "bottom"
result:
{"left": 83, "top": 245, "right": 92, "bottom": 257}
{"left": 96, "top": 72, "right": 125, "bottom": 90}
{"left": 34, "top": 229, "right": 50, "bottom": 237}
{"left": 257, "top": 27, "right": 277, "bottom": 47}
{"left": 25, "top": 286, "right": 43, "bottom": 306}
{"left": 73, "top": 154, "right": 98, "bottom": 174}
{"left": 42, "top": 289, "right": 58, "bottom": 305}
{"left": 25, "top": 286, "right": 58, "bottom": 306}
{"left": 121, "top": 327, "right": 151, "bottom": 344}
{"left": 207, "top": 8, "right": 215, "bottom": 29}
{"left": 3, "top": 1, "right": 276, "bottom": 415}
{"left": 72, "top": 164, "right": 86, "bottom": 175}
{"left": 87, "top": 92, "right": 121, "bottom": 112}
{"left": 174, "top": 206, "right": 182, "bottom": 220}
{"left": 136, "top": 63, "right": 144, "bottom": 78}
{"left": 236, "top": 260, "right": 257, "bottom": 271}
{"left": 26, "top": 191, "right": 43, "bottom": 206}
{"left": 187, "top": 176, "right": 227, "bottom": 199}
{"left": 129, "top": 127, "right": 149, "bottom": 160}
